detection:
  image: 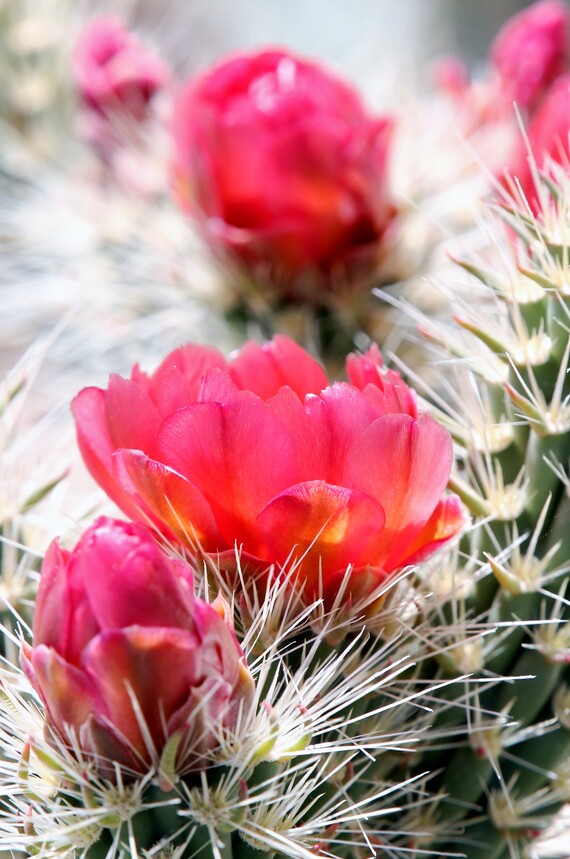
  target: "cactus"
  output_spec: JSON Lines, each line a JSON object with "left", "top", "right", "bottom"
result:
{"left": 0, "top": 3, "right": 569, "bottom": 858}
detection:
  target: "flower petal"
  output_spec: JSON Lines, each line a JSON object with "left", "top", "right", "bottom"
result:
{"left": 72, "top": 386, "right": 127, "bottom": 508}
{"left": 305, "top": 384, "right": 381, "bottom": 483}
{"left": 30, "top": 645, "right": 101, "bottom": 735}
{"left": 33, "top": 540, "right": 71, "bottom": 653}
{"left": 104, "top": 373, "right": 162, "bottom": 453}
{"left": 157, "top": 394, "right": 299, "bottom": 552}
{"left": 83, "top": 627, "right": 206, "bottom": 763}
{"left": 490, "top": 0, "right": 569, "bottom": 111}
{"left": 113, "top": 449, "right": 221, "bottom": 550}
{"left": 33, "top": 539, "right": 101, "bottom": 667}
{"left": 77, "top": 517, "right": 196, "bottom": 631}
{"left": 317, "top": 564, "right": 389, "bottom": 612}
{"left": 268, "top": 386, "right": 330, "bottom": 478}
{"left": 398, "top": 494, "right": 466, "bottom": 567}
{"left": 150, "top": 343, "right": 227, "bottom": 409}
{"left": 344, "top": 413, "right": 454, "bottom": 571}
{"left": 228, "top": 335, "right": 328, "bottom": 400}
{"left": 198, "top": 368, "right": 241, "bottom": 403}
{"left": 346, "top": 347, "right": 418, "bottom": 417}
{"left": 345, "top": 344, "right": 385, "bottom": 387}
{"left": 257, "top": 480, "right": 385, "bottom": 595}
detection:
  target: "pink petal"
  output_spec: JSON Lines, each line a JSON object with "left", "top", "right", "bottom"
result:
{"left": 30, "top": 646, "right": 101, "bottom": 735}
{"left": 80, "top": 714, "right": 142, "bottom": 777}
{"left": 198, "top": 368, "right": 241, "bottom": 402}
{"left": 398, "top": 494, "right": 466, "bottom": 567}
{"left": 146, "top": 366, "right": 201, "bottom": 417}
{"left": 72, "top": 380, "right": 164, "bottom": 521}
{"left": 344, "top": 413, "right": 454, "bottom": 571}
{"left": 305, "top": 384, "right": 381, "bottom": 483}
{"left": 113, "top": 449, "right": 221, "bottom": 550}
{"left": 33, "top": 538, "right": 101, "bottom": 667}
{"left": 33, "top": 540, "right": 71, "bottom": 653}
{"left": 504, "top": 75, "right": 570, "bottom": 209}
{"left": 345, "top": 344, "right": 384, "bottom": 387}
{"left": 257, "top": 480, "right": 385, "bottom": 595}
{"left": 77, "top": 517, "right": 196, "bottom": 631}
{"left": 157, "top": 394, "right": 300, "bottom": 553}
{"left": 228, "top": 336, "right": 328, "bottom": 400}
{"left": 189, "top": 599, "right": 248, "bottom": 677}
{"left": 166, "top": 677, "right": 232, "bottom": 770}
{"left": 346, "top": 347, "right": 417, "bottom": 417}
{"left": 72, "top": 386, "right": 125, "bottom": 506}
{"left": 268, "top": 386, "right": 330, "bottom": 478}
{"left": 150, "top": 343, "right": 227, "bottom": 404}
{"left": 490, "top": 0, "right": 569, "bottom": 111}
{"left": 83, "top": 627, "right": 206, "bottom": 763}
{"left": 203, "top": 548, "right": 270, "bottom": 591}
{"left": 361, "top": 373, "right": 418, "bottom": 419}
{"left": 104, "top": 373, "right": 161, "bottom": 453}
{"left": 318, "top": 564, "right": 389, "bottom": 611}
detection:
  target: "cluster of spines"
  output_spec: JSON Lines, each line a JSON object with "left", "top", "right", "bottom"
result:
{"left": 393, "top": 162, "right": 570, "bottom": 858}
{"left": 0, "top": 549, "right": 503, "bottom": 859}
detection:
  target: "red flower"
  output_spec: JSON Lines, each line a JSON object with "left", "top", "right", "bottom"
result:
{"left": 22, "top": 517, "right": 254, "bottom": 779}
{"left": 74, "top": 16, "right": 168, "bottom": 120}
{"left": 172, "top": 49, "right": 395, "bottom": 301}
{"left": 72, "top": 338, "right": 464, "bottom": 608}
{"left": 491, "top": 0, "right": 570, "bottom": 113}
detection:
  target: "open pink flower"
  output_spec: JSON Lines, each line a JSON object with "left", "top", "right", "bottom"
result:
{"left": 74, "top": 16, "right": 169, "bottom": 120}
{"left": 72, "top": 337, "right": 464, "bottom": 608}
{"left": 22, "top": 517, "right": 254, "bottom": 779}
{"left": 172, "top": 49, "right": 395, "bottom": 302}
{"left": 490, "top": 0, "right": 570, "bottom": 114}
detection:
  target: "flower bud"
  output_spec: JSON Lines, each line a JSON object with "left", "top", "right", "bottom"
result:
{"left": 73, "top": 16, "right": 169, "bottom": 120}
{"left": 491, "top": 0, "right": 570, "bottom": 113}
{"left": 22, "top": 517, "right": 254, "bottom": 780}
{"left": 172, "top": 49, "right": 396, "bottom": 303}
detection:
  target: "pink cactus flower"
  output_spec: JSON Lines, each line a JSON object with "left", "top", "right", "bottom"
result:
{"left": 22, "top": 517, "right": 254, "bottom": 780}
{"left": 491, "top": 0, "right": 570, "bottom": 113}
{"left": 171, "top": 49, "right": 396, "bottom": 302}
{"left": 73, "top": 16, "right": 169, "bottom": 120}
{"left": 72, "top": 337, "right": 464, "bottom": 609}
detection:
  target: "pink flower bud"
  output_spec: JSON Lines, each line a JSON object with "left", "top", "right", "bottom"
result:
{"left": 73, "top": 16, "right": 169, "bottom": 120}
{"left": 72, "top": 338, "right": 464, "bottom": 610}
{"left": 432, "top": 56, "right": 471, "bottom": 97}
{"left": 491, "top": 0, "right": 570, "bottom": 113}
{"left": 22, "top": 518, "right": 254, "bottom": 779}
{"left": 171, "top": 49, "right": 396, "bottom": 302}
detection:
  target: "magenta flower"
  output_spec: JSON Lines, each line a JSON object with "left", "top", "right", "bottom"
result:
{"left": 73, "top": 16, "right": 169, "bottom": 120}
{"left": 172, "top": 48, "right": 395, "bottom": 301}
{"left": 491, "top": 0, "right": 569, "bottom": 113}
{"left": 22, "top": 517, "right": 254, "bottom": 779}
{"left": 72, "top": 337, "right": 464, "bottom": 609}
